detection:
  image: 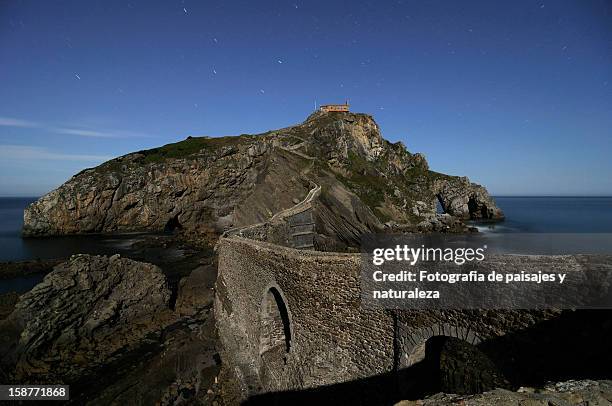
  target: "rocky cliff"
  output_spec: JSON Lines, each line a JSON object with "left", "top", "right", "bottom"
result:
{"left": 23, "top": 111, "right": 503, "bottom": 244}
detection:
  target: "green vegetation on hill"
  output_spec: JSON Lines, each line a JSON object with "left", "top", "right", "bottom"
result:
{"left": 141, "top": 135, "right": 252, "bottom": 164}
{"left": 338, "top": 151, "right": 390, "bottom": 220}
{"left": 333, "top": 148, "right": 457, "bottom": 224}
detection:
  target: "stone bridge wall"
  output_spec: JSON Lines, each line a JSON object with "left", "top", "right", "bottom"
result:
{"left": 215, "top": 236, "right": 573, "bottom": 399}
{"left": 215, "top": 236, "right": 394, "bottom": 396}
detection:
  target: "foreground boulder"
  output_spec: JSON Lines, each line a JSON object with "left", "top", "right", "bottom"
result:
{"left": 0, "top": 254, "right": 174, "bottom": 383}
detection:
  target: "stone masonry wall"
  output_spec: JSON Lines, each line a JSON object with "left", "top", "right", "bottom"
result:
{"left": 215, "top": 237, "right": 394, "bottom": 397}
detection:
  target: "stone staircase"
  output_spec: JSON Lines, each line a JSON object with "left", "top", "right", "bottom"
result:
{"left": 286, "top": 207, "right": 316, "bottom": 250}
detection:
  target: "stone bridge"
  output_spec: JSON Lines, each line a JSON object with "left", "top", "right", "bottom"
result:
{"left": 214, "top": 186, "right": 611, "bottom": 400}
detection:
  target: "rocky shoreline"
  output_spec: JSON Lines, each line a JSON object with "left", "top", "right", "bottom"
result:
{"left": 395, "top": 380, "right": 612, "bottom": 406}
{"left": 0, "top": 229, "right": 225, "bottom": 404}
{"left": 0, "top": 252, "right": 222, "bottom": 405}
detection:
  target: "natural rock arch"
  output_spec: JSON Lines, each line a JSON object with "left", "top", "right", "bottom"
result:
{"left": 435, "top": 194, "right": 446, "bottom": 214}
{"left": 259, "top": 285, "right": 292, "bottom": 365}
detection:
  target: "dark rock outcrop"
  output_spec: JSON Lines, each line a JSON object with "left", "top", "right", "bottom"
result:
{"left": 175, "top": 263, "right": 216, "bottom": 317}
{"left": 0, "top": 258, "right": 63, "bottom": 279}
{"left": 0, "top": 254, "right": 174, "bottom": 383}
{"left": 435, "top": 336, "right": 510, "bottom": 394}
{"left": 395, "top": 380, "right": 612, "bottom": 406}
{"left": 0, "top": 292, "right": 19, "bottom": 320}
{"left": 434, "top": 177, "right": 504, "bottom": 220}
{"left": 23, "top": 111, "right": 503, "bottom": 244}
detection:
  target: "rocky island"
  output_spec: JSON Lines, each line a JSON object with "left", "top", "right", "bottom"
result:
{"left": 22, "top": 111, "right": 503, "bottom": 245}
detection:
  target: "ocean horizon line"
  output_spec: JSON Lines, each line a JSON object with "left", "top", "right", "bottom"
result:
{"left": 1, "top": 194, "right": 612, "bottom": 199}
{"left": 492, "top": 195, "right": 612, "bottom": 198}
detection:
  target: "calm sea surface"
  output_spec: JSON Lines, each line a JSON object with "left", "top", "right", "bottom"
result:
{"left": 1, "top": 196, "right": 611, "bottom": 293}
{"left": 470, "top": 197, "right": 612, "bottom": 257}
{"left": 474, "top": 197, "right": 612, "bottom": 233}
{"left": 0, "top": 197, "right": 164, "bottom": 262}
{"left": 0, "top": 197, "right": 171, "bottom": 293}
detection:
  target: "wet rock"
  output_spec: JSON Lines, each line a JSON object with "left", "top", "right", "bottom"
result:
{"left": 85, "top": 313, "right": 219, "bottom": 406}
{"left": 175, "top": 264, "right": 216, "bottom": 316}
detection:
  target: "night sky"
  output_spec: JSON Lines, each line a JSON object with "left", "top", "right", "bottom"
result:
{"left": 0, "top": 0, "right": 610, "bottom": 196}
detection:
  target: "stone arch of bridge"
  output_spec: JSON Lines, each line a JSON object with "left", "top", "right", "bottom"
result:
{"left": 259, "top": 283, "right": 293, "bottom": 365}
{"left": 401, "top": 323, "right": 483, "bottom": 368}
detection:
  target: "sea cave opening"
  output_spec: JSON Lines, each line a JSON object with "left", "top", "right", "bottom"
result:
{"left": 467, "top": 197, "right": 489, "bottom": 219}
{"left": 435, "top": 194, "right": 446, "bottom": 214}
{"left": 164, "top": 214, "right": 182, "bottom": 233}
